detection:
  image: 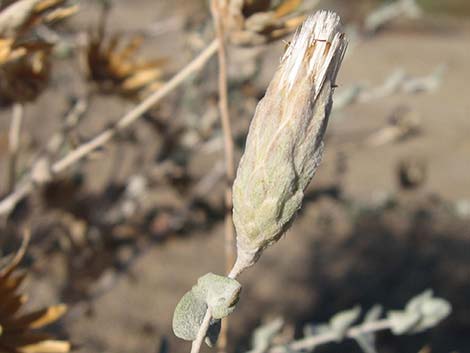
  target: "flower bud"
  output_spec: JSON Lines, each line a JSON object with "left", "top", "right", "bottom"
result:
{"left": 232, "top": 11, "right": 347, "bottom": 273}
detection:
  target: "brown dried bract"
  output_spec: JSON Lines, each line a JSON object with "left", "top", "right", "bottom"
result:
{"left": 227, "top": 0, "right": 309, "bottom": 46}
{"left": 0, "top": 233, "right": 71, "bottom": 353}
{"left": 0, "top": 43, "right": 51, "bottom": 105}
{"left": 0, "top": 0, "right": 77, "bottom": 105}
{"left": 0, "top": 39, "right": 26, "bottom": 64}
{"left": 85, "top": 31, "right": 166, "bottom": 99}
{"left": 0, "top": 0, "right": 78, "bottom": 38}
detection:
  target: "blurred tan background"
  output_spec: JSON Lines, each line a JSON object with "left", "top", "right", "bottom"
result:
{"left": 0, "top": 1, "right": 469, "bottom": 353}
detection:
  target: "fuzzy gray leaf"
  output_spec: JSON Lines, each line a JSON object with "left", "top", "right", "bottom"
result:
{"left": 411, "top": 297, "right": 452, "bottom": 333}
{"left": 329, "top": 306, "right": 361, "bottom": 341}
{"left": 250, "top": 318, "right": 284, "bottom": 353}
{"left": 354, "top": 305, "right": 383, "bottom": 353}
{"left": 387, "top": 310, "right": 421, "bottom": 335}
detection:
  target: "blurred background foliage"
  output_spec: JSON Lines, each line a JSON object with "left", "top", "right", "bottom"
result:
{"left": 0, "top": 0, "right": 469, "bottom": 353}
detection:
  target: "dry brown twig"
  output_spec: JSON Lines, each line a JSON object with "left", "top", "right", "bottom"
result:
{"left": 211, "top": 0, "right": 236, "bottom": 272}
{"left": 0, "top": 0, "right": 79, "bottom": 192}
{"left": 6, "top": 103, "right": 24, "bottom": 193}
{"left": 46, "top": 97, "right": 89, "bottom": 155}
{"left": 209, "top": 0, "right": 236, "bottom": 352}
{"left": 0, "top": 0, "right": 313, "bottom": 216}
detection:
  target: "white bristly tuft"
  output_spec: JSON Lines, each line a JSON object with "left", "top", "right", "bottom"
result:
{"left": 280, "top": 11, "right": 345, "bottom": 94}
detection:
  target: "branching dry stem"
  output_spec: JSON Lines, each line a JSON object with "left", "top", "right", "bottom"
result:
{"left": 51, "top": 38, "right": 219, "bottom": 174}
{"left": 0, "top": 39, "right": 219, "bottom": 216}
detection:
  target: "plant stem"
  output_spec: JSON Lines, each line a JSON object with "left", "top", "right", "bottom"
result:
{"left": 189, "top": 280, "right": 389, "bottom": 353}
{"left": 269, "top": 319, "right": 391, "bottom": 353}
{"left": 6, "top": 103, "right": 24, "bottom": 193}
{"left": 210, "top": 0, "right": 236, "bottom": 276}
{"left": 189, "top": 265, "right": 243, "bottom": 353}
{"left": 0, "top": 39, "right": 219, "bottom": 216}
{"left": 210, "top": 0, "right": 236, "bottom": 352}
{"left": 190, "top": 309, "right": 213, "bottom": 353}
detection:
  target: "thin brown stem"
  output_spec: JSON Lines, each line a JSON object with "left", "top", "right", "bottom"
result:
{"left": 210, "top": 1, "right": 236, "bottom": 352}
{"left": 6, "top": 103, "right": 24, "bottom": 193}
{"left": 0, "top": 39, "right": 219, "bottom": 216}
{"left": 211, "top": 0, "right": 236, "bottom": 270}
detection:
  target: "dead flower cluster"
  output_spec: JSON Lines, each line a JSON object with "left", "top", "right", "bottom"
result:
{"left": 0, "top": 235, "right": 70, "bottom": 353}
{"left": 227, "top": 0, "right": 309, "bottom": 45}
{"left": 85, "top": 32, "right": 166, "bottom": 99}
{"left": 0, "top": 0, "right": 78, "bottom": 105}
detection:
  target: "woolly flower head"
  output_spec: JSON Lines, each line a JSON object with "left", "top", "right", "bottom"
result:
{"left": 232, "top": 11, "right": 347, "bottom": 274}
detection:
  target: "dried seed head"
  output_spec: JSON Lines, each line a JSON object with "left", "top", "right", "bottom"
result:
{"left": 0, "top": 0, "right": 77, "bottom": 105}
{"left": 0, "top": 47, "right": 51, "bottom": 105}
{"left": 227, "top": 0, "right": 308, "bottom": 46}
{"left": 85, "top": 33, "right": 166, "bottom": 99}
{"left": 0, "top": 233, "right": 71, "bottom": 353}
{"left": 232, "top": 11, "right": 347, "bottom": 273}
